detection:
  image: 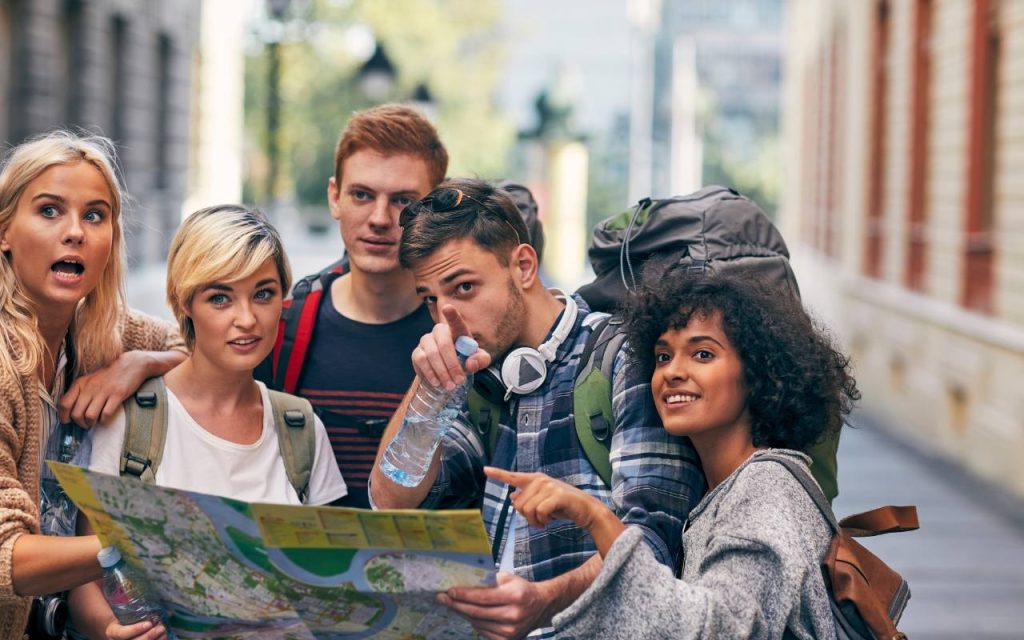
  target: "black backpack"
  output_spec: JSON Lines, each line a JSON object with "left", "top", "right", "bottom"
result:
{"left": 571, "top": 186, "right": 839, "bottom": 501}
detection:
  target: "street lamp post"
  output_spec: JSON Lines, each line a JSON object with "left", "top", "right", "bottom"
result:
{"left": 357, "top": 43, "right": 397, "bottom": 103}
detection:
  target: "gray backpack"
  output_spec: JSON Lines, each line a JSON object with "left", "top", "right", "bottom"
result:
{"left": 577, "top": 185, "right": 799, "bottom": 312}
{"left": 575, "top": 186, "right": 840, "bottom": 502}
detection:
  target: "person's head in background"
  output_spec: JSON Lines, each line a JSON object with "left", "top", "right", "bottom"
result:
{"left": 495, "top": 180, "right": 545, "bottom": 267}
{"left": 166, "top": 205, "right": 291, "bottom": 374}
{"left": 0, "top": 130, "right": 127, "bottom": 379}
{"left": 328, "top": 105, "right": 448, "bottom": 281}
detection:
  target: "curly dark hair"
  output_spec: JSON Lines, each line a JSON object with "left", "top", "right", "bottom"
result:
{"left": 619, "top": 270, "right": 860, "bottom": 451}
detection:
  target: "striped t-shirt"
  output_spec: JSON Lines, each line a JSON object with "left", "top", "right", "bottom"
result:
{"left": 298, "top": 292, "right": 432, "bottom": 508}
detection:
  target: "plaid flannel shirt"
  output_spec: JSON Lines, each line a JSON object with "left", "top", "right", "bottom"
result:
{"left": 421, "top": 295, "right": 706, "bottom": 587}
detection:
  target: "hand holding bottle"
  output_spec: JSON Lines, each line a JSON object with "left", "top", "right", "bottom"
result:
{"left": 411, "top": 305, "right": 491, "bottom": 390}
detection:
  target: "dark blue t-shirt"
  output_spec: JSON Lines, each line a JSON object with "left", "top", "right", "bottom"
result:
{"left": 299, "top": 289, "right": 433, "bottom": 508}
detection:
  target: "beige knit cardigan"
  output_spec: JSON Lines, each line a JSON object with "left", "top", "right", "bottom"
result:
{"left": 0, "top": 309, "right": 184, "bottom": 638}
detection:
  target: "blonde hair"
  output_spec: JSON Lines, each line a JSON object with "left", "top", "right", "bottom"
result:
{"left": 166, "top": 205, "right": 291, "bottom": 350}
{"left": 0, "top": 130, "right": 128, "bottom": 380}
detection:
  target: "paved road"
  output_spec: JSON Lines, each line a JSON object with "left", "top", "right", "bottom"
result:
{"left": 836, "top": 414, "right": 1024, "bottom": 639}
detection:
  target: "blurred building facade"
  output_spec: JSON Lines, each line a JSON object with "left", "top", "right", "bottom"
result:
{"left": 629, "top": 0, "right": 784, "bottom": 206}
{"left": 0, "top": 0, "right": 201, "bottom": 264}
{"left": 782, "top": 0, "right": 1024, "bottom": 497}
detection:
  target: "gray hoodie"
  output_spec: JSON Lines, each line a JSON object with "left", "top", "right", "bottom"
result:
{"left": 553, "top": 449, "right": 837, "bottom": 639}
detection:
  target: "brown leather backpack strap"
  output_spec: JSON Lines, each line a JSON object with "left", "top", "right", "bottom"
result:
{"left": 839, "top": 506, "right": 919, "bottom": 537}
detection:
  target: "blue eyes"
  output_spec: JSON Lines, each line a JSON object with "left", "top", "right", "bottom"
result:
{"left": 39, "top": 205, "right": 105, "bottom": 222}
{"left": 206, "top": 289, "right": 276, "bottom": 306}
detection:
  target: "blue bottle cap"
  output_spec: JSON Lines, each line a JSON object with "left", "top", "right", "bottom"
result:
{"left": 97, "top": 545, "right": 122, "bottom": 568}
{"left": 454, "top": 335, "right": 479, "bottom": 357}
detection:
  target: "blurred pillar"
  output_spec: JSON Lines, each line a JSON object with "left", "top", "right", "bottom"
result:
{"left": 518, "top": 85, "right": 589, "bottom": 288}
{"left": 670, "top": 35, "right": 701, "bottom": 195}
{"left": 184, "top": 0, "right": 246, "bottom": 217}
{"left": 546, "top": 141, "right": 589, "bottom": 287}
{"left": 265, "top": 0, "right": 290, "bottom": 204}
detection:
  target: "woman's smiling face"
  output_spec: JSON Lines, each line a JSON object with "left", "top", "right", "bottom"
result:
{"left": 0, "top": 161, "right": 114, "bottom": 316}
{"left": 650, "top": 311, "right": 751, "bottom": 442}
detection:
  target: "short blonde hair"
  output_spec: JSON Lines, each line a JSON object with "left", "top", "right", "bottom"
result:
{"left": 166, "top": 205, "right": 291, "bottom": 350}
{"left": 0, "top": 130, "right": 127, "bottom": 379}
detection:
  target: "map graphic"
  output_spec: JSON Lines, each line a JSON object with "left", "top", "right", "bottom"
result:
{"left": 50, "top": 463, "right": 496, "bottom": 639}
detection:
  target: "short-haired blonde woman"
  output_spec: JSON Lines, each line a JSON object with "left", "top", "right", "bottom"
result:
{"left": 74, "top": 205, "right": 347, "bottom": 639}
{"left": 0, "top": 131, "right": 186, "bottom": 636}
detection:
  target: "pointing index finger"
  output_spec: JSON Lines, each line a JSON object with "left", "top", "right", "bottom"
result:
{"left": 483, "top": 466, "right": 525, "bottom": 487}
{"left": 440, "top": 305, "right": 471, "bottom": 339}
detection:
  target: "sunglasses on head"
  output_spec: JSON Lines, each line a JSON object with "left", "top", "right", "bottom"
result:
{"left": 399, "top": 187, "right": 524, "bottom": 245}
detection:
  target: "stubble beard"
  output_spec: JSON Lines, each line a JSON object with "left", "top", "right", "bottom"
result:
{"left": 488, "top": 277, "right": 527, "bottom": 359}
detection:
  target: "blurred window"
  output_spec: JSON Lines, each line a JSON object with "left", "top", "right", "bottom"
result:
{"left": 0, "top": 1, "right": 9, "bottom": 144}
{"left": 60, "top": 0, "right": 86, "bottom": 127}
{"left": 155, "top": 34, "right": 172, "bottom": 190}
{"left": 865, "top": 0, "right": 890, "bottom": 279}
{"left": 961, "top": 0, "right": 1000, "bottom": 314}
{"left": 905, "top": 0, "right": 933, "bottom": 292}
{"left": 110, "top": 15, "right": 128, "bottom": 148}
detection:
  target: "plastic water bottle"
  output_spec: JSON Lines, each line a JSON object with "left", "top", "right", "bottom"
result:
{"left": 98, "top": 547, "right": 174, "bottom": 636}
{"left": 380, "top": 335, "right": 479, "bottom": 487}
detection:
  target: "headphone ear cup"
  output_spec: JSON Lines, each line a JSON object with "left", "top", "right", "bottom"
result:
{"left": 500, "top": 347, "right": 548, "bottom": 396}
{"left": 473, "top": 366, "right": 507, "bottom": 405}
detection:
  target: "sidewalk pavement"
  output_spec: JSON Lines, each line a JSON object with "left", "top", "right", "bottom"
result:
{"left": 837, "top": 413, "right": 1024, "bottom": 639}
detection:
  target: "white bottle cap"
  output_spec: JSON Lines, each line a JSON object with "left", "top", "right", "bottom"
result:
{"left": 97, "top": 546, "right": 123, "bottom": 568}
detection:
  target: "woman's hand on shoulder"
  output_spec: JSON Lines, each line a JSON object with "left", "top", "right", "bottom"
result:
{"left": 58, "top": 351, "right": 151, "bottom": 427}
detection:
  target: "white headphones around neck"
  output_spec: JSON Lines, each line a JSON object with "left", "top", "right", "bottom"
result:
{"left": 474, "top": 293, "right": 579, "bottom": 402}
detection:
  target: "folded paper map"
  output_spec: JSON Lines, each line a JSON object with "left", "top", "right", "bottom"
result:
{"left": 50, "top": 462, "right": 496, "bottom": 639}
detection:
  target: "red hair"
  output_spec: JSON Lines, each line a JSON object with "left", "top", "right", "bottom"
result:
{"left": 334, "top": 104, "right": 448, "bottom": 187}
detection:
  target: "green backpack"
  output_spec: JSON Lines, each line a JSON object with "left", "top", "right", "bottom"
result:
{"left": 119, "top": 377, "right": 317, "bottom": 502}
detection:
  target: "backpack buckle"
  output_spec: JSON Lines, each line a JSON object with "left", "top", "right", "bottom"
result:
{"left": 589, "top": 412, "right": 611, "bottom": 444}
{"left": 686, "top": 260, "right": 707, "bottom": 275}
{"left": 134, "top": 391, "right": 157, "bottom": 408}
{"left": 283, "top": 410, "right": 305, "bottom": 428}
{"left": 123, "top": 452, "right": 152, "bottom": 477}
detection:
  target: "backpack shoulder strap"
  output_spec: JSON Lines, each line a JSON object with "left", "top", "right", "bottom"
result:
{"left": 272, "top": 258, "right": 347, "bottom": 393}
{"left": 268, "top": 389, "right": 316, "bottom": 503}
{"left": 572, "top": 315, "right": 627, "bottom": 488}
{"left": 750, "top": 452, "right": 840, "bottom": 532}
{"left": 120, "top": 376, "right": 169, "bottom": 483}
{"left": 753, "top": 451, "right": 919, "bottom": 537}
{"left": 467, "top": 388, "right": 501, "bottom": 460}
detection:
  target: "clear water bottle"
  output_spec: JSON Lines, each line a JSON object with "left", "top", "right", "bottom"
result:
{"left": 380, "top": 335, "right": 479, "bottom": 487}
{"left": 98, "top": 546, "right": 174, "bottom": 637}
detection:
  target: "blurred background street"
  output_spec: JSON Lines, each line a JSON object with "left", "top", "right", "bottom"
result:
{"left": 5, "top": 0, "right": 1024, "bottom": 635}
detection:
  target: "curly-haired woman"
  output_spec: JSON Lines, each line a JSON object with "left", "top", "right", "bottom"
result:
{"left": 486, "top": 272, "right": 859, "bottom": 639}
{"left": 0, "top": 131, "right": 186, "bottom": 636}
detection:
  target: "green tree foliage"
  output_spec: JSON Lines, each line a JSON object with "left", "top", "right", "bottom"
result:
{"left": 244, "top": 0, "right": 515, "bottom": 209}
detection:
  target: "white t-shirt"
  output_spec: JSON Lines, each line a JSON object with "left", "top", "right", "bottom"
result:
{"left": 88, "top": 381, "right": 347, "bottom": 506}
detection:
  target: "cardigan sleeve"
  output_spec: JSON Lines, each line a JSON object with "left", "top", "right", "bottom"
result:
{"left": 120, "top": 308, "right": 187, "bottom": 354}
{"left": 0, "top": 370, "right": 39, "bottom": 603}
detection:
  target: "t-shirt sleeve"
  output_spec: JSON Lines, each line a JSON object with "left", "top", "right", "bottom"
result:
{"left": 87, "top": 407, "right": 128, "bottom": 476}
{"left": 305, "top": 414, "right": 348, "bottom": 505}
